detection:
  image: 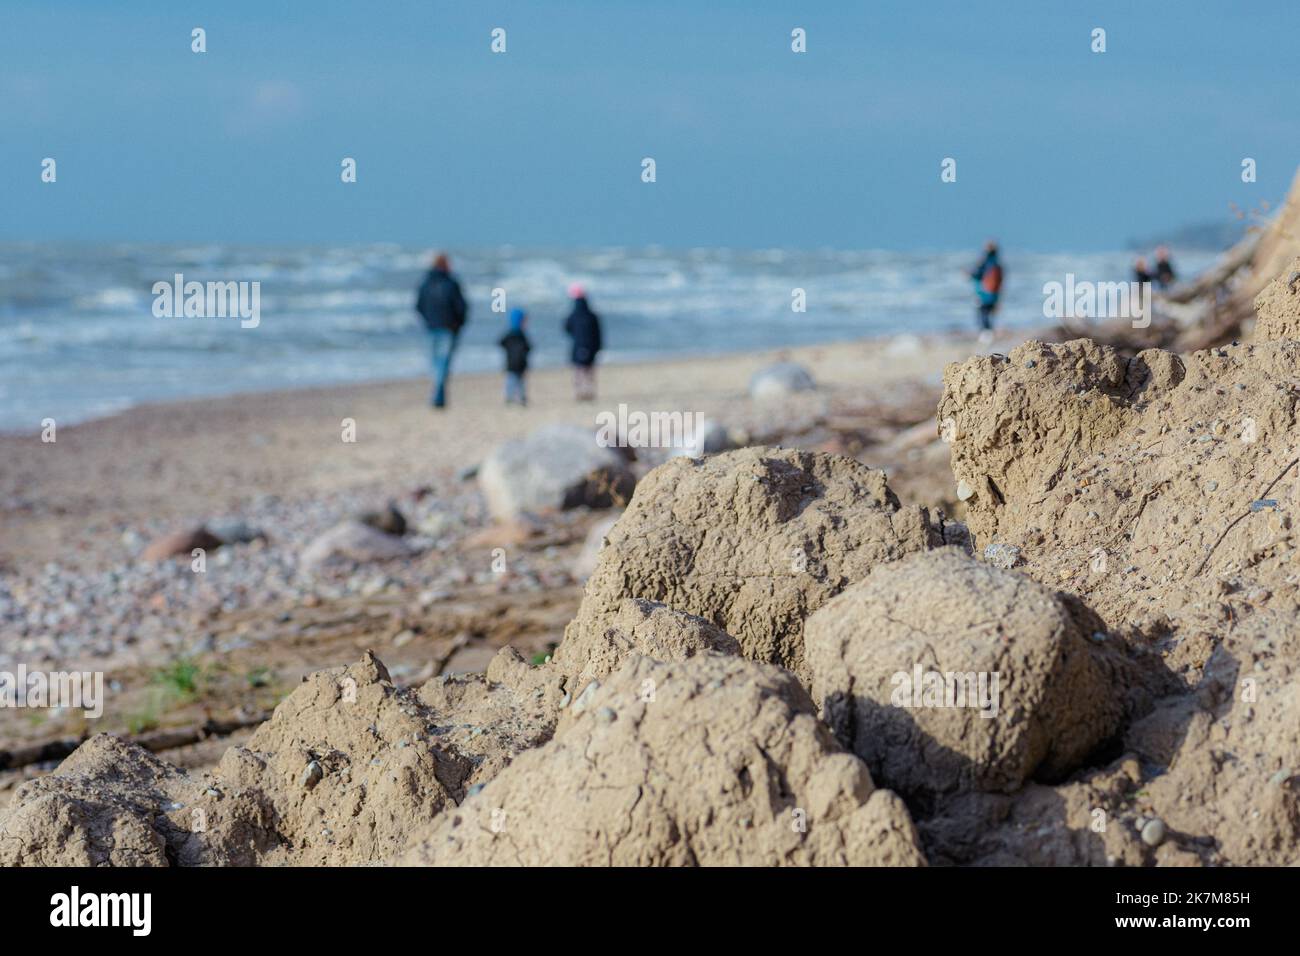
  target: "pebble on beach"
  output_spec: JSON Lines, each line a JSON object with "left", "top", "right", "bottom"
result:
{"left": 1140, "top": 818, "right": 1167, "bottom": 847}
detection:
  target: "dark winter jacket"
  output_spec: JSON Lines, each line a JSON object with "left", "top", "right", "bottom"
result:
{"left": 563, "top": 298, "right": 602, "bottom": 366}
{"left": 416, "top": 268, "right": 468, "bottom": 333}
{"left": 1154, "top": 258, "right": 1176, "bottom": 288}
{"left": 499, "top": 330, "right": 531, "bottom": 374}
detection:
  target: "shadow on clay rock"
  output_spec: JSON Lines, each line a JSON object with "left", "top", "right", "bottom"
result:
{"left": 820, "top": 636, "right": 1215, "bottom": 865}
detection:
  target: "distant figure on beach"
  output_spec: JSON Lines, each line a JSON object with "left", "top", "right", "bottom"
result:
{"left": 1153, "top": 245, "right": 1177, "bottom": 289}
{"left": 415, "top": 252, "right": 468, "bottom": 408}
{"left": 970, "top": 241, "right": 1003, "bottom": 340}
{"left": 1133, "top": 256, "right": 1153, "bottom": 284}
{"left": 499, "top": 308, "right": 531, "bottom": 406}
{"left": 563, "top": 283, "right": 602, "bottom": 401}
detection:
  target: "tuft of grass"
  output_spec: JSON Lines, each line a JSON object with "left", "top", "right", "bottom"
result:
{"left": 151, "top": 658, "right": 201, "bottom": 700}
{"left": 246, "top": 666, "right": 272, "bottom": 688}
{"left": 126, "top": 698, "right": 161, "bottom": 734}
{"left": 529, "top": 642, "right": 559, "bottom": 666}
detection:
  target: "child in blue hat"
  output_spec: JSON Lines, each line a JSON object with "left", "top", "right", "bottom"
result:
{"left": 499, "top": 308, "right": 531, "bottom": 406}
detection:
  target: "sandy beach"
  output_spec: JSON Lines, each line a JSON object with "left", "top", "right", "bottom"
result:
{"left": 1, "top": 332, "right": 977, "bottom": 570}
{"left": 0, "top": 330, "right": 983, "bottom": 773}
{"left": 6, "top": 248, "right": 1300, "bottom": 868}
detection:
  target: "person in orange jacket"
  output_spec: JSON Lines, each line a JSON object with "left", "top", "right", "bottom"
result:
{"left": 970, "top": 240, "right": 1004, "bottom": 335}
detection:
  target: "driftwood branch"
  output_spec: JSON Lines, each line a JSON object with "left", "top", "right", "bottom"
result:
{"left": 0, "top": 712, "right": 270, "bottom": 773}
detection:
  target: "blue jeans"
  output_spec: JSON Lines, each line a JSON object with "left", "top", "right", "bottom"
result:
{"left": 427, "top": 329, "right": 457, "bottom": 406}
{"left": 505, "top": 371, "right": 526, "bottom": 405}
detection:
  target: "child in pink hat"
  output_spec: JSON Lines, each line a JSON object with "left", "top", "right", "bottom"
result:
{"left": 562, "top": 283, "right": 601, "bottom": 401}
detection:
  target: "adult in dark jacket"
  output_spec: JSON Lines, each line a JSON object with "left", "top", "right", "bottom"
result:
{"left": 415, "top": 252, "right": 468, "bottom": 408}
{"left": 1153, "top": 245, "right": 1176, "bottom": 289}
{"left": 562, "top": 283, "right": 601, "bottom": 401}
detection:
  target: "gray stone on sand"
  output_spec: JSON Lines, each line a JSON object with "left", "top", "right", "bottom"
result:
{"left": 749, "top": 362, "right": 816, "bottom": 400}
{"left": 206, "top": 518, "right": 266, "bottom": 545}
{"left": 982, "top": 542, "right": 1021, "bottom": 569}
{"left": 1140, "top": 818, "right": 1167, "bottom": 847}
{"left": 668, "top": 418, "right": 735, "bottom": 459}
{"left": 356, "top": 502, "right": 407, "bottom": 536}
{"left": 299, "top": 520, "right": 414, "bottom": 571}
{"left": 301, "top": 760, "right": 323, "bottom": 790}
{"left": 478, "top": 423, "right": 635, "bottom": 521}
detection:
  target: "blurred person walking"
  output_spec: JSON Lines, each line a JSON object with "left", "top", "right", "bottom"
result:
{"left": 563, "top": 283, "right": 602, "bottom": 401}
{"left": 415, "top": 252, "right": 468, "bottom": 408}
{"left": 970, "top": 241, "right": 1004, "bottom": 343}
{"left": 499, "top": 307, "right": 531, "bottom": 406}
{"left": 1153, "top": 245, "right": 1177, "bottom": 289}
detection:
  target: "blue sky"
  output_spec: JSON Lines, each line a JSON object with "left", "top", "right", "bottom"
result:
{"left": 3, "top": 0, "right": 1297, "bottom": 251}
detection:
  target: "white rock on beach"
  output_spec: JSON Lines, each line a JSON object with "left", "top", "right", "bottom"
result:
{"left": 749, "top": 362, "right": 816, "bottom": 400}
{"left": 477, "top": 424, "right": 635, "bottom": 521}
{"left": 668, "top": 418, "right": 734, "bottom": 459}
{"left": 884, "top": 334, "right": 923, "bottom": 357}
{"left": 299, "top": 520, "right": 414, "bottom": 571}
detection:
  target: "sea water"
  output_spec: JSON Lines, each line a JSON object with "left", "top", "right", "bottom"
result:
{"left": 0, "top": 242, "right": 1215, "bottom": 430}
